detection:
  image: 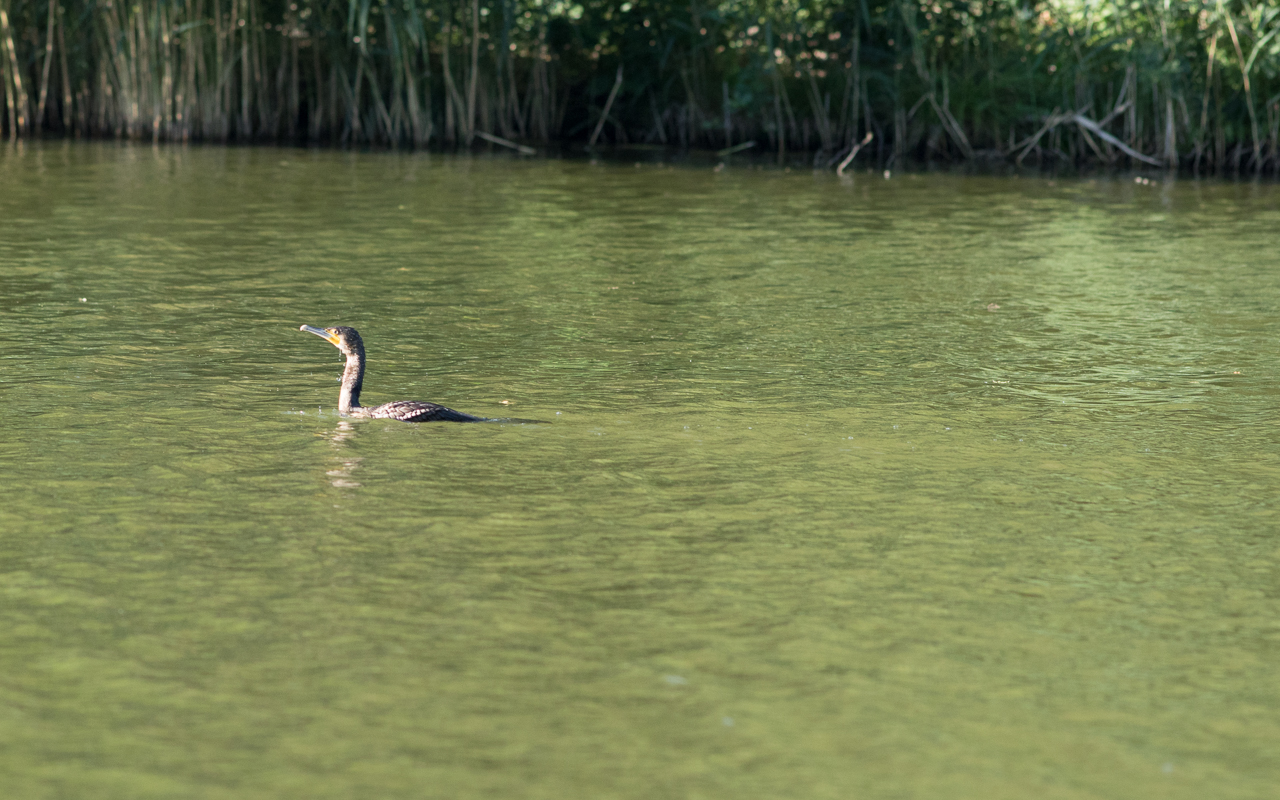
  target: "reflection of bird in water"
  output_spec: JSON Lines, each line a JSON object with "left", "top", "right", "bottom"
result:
{"left": 326, "top": 420, "right": 362, "bottom": 487}
{"left": 300, "top": 325, "right": 486, "bottom": 422}
{"left": 328, "top": 419, "right": 357, "bottom": 445}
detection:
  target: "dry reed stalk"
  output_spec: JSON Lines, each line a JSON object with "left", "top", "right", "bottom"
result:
{"left": 715, "top": 139, "right": 755, "bottom": 157}
{"left": 34, "top": 0, "right": 53, "bottom": 132}
{"left": 465, "top": 0, "right": 478, "bottom": 144}
{"left": 771, "top": 67, "right": 784, "bottom": 161}
{"left": 1, "top": 5, "right": 29, "bottom": 135}
{"left": 475, "top": 129, "right": 532, "bottom": 154}
{"left": 805, "top": 67, "right": 833, "bottom": 154}
{"left": 836, "top": 131, "right": 873, "bottom": 176}
{"left": 1219, "top": 1, "right": 1260, "bottom": 167}
{"left": 56, "top": 4, "right": 70, "bottom": 132}
{"left": 440, "top": 18, "right": 464, "bottom": 142}
{"left": 238, "top": 0, "right": 251, "bottom": 139}
{"left": 587, "top": 65, "right": 622, "bottom": 148}
{"left": 505, "top": 35, "right": 522, "bottom": 138}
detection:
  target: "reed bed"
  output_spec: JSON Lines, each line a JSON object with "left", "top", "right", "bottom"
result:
{"left": 2, "top": 0, "right": 1278, "bottom": 172}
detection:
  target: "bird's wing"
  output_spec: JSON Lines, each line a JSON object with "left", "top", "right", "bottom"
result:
{"left": 368, "top": 401, "right": 486, "bottom": 423}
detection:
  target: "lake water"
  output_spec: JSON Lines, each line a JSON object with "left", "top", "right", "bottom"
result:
{"left": 2, "top": 142, "right": 1278, "bottom": 799}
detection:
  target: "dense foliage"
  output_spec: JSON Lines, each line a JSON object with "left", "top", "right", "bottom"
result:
{"left": 1, "top": 0, "right": 1278, "bottom": 170}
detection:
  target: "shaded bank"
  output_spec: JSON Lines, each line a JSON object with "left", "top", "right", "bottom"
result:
{"left": 1, "top": 1, "right": 1278, "bottom": 173}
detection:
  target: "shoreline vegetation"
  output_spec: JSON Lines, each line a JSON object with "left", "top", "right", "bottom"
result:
{"left": 1, "top": 1, "right": 1277, "bottom": 174}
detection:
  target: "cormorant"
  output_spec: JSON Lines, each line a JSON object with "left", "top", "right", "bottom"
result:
{"left": 299, "top": 325, "right": 486, "bottom": 422}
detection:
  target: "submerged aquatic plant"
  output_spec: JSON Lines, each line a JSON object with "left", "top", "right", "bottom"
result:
{"left": 0, "top": 0, "right": 1277, "bottom": 172}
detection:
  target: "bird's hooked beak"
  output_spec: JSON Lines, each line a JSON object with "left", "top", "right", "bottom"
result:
{"left": 300, "top": 325, "right": 341, "bottom": 346}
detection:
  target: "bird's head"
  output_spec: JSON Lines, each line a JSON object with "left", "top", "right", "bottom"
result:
{"left": 300, "top": 325, "right": 365, "bottom": 358}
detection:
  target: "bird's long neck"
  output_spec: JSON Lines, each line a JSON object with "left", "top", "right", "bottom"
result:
{"left": 339, "top": 351, "right": 365, "bottom": 412}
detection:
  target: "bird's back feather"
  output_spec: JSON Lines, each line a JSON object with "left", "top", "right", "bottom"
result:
{"left": 364, "top": 401, "right": 486, "bottom": 423}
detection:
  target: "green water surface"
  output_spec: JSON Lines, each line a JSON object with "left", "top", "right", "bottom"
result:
{"left": 1, "top": 143, "right": 1278, "bottom": 799}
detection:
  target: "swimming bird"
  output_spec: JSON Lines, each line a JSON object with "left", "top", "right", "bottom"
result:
{"left": 299, "top": 325, "right": 485, "bottom": 422}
